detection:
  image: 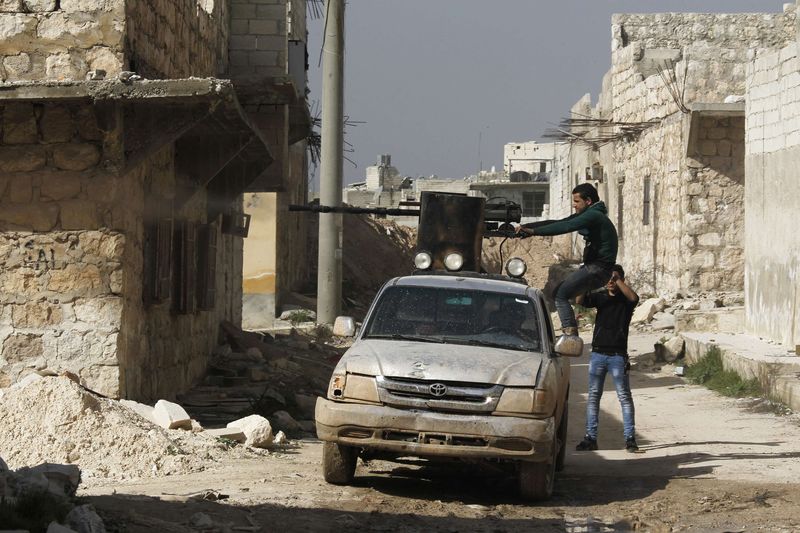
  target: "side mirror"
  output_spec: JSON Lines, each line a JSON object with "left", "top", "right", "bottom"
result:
{"left": 333, "top": 316, "right": 357, "bottom": 337}
{"left": 554, "top": 335, "right": 584, "bottom": 357}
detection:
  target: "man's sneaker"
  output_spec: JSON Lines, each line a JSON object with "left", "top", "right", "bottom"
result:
{"left": 625, "top": 438, "right": 639, "bottom": 453}
{"left": 575, "top": 436, "right": 598, "bottom": 451}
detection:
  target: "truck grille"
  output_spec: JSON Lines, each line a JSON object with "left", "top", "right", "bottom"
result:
{"left": 376, "top": 376, "right": 503, "bottom": 413}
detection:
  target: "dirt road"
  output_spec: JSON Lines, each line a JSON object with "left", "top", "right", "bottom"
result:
{"left": 83, "top": 333, "right": 800, "bottom": 532}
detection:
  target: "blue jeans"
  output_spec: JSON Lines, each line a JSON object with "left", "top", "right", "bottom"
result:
{"left": 555, "top": 263, "right": 612, "bottom": 329}
{"left": 585, "top": 351, "right": 635, "bottom": 441}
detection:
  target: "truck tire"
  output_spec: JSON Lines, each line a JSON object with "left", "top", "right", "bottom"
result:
{"left": 555, "top": 398, "right": 569, "bottom": 472}
{"left": 518, "top": 436, "right": 556, "bottom": 501}
{"left": 322, "top": 442, "right": 357, "bottom": 484}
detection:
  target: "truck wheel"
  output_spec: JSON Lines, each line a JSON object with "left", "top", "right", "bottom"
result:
{"left": 518, "top": 436, "right": 556, "bottom": 501}
{"left": 322, "top": 442, "right": 358, "bottom": 484}
{"left": 555, "top": 402, "right": 568, "bottom": 472}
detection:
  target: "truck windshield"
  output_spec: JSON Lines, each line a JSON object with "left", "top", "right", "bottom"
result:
{"left": 363, "top": 286, "right": 542, "bottom": 352}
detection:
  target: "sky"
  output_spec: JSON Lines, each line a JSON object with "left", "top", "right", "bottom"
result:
{"left": 306, "top": 0, "right": 788, "bottom": 187}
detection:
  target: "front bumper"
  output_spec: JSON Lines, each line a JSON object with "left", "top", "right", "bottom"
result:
{"left": 315, "top": 397, "right": 554, "bottom": 461}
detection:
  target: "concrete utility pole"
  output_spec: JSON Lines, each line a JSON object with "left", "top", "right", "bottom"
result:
{"left": 317, "top": 0, "right": 345, "bottom": 325}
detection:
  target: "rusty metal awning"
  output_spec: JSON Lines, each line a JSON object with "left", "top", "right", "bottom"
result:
{"left": 0, "top": 78, "right": 278, "bottom": 218}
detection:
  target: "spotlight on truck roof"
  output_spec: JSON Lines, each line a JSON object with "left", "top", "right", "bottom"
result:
{"left": 444, "top": 252, "right": 464, "bottom": 272}
{"left": 505, "top": 257, "right": 527, "bottom": 278}
{"left": 414, "top": 251, "right": 433, "bottom": 270}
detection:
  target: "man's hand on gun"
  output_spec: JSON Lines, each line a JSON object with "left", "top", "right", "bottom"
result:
{"left": 515, "top": 224, "right": 534, "bottom": 238}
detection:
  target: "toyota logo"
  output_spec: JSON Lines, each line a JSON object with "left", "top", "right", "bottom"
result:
{"left": 429, "top": 383, "right": 447, "bottom": 397}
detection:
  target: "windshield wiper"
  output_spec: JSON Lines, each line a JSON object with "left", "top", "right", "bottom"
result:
{"left": 367, "top": 334, "right": 444, "bottom": 344}
{"left": 444, "top": 337, "right": 535, "bottom": 351}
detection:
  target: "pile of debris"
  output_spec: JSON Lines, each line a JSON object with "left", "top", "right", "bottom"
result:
{"left": 0, "top": 457, "right": 106, "bottom": 533}
{"left": 306, "top": 215, "right": 417, "bottom": 315}
{"left": 0, "top": 375, "right": 281, "bottom": 482}
{"left": 177, "top": 323, "right": 342, "bottom": 436}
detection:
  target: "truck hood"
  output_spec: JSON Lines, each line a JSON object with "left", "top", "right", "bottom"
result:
{"left": 341, "top": 339, "right": 546, "bottom": 387}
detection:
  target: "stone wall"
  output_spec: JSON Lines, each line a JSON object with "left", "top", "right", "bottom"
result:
{"left": 745, "top": 42, "right": 800, "bottom": 346}
{"left": 229, "top": 0, "right": 287, "bottom": 79}
{"left": 0, "top": 100, "right": 126, "bottom": 394}
{"left": 0, "top": 100, "right": 245, "bottom": 400}
{"left": 125, "top": 0, "right": 230, "bottom": 79}
{"left": 0, "top": 0, "right": 126, "bottom": 81}
{"left": 589, "top": 9, "right": 794, "bottom": 296}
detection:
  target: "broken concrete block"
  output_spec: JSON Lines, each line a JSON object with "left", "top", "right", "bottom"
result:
{"left": 12, "top": 372, "right": 43, "bottom": 389}
{"left": 24, "top": 463, "right": 81, "bottom": 497}
{"left": 270, "top": 410, "right": 301, "bottom": 433}
{"left": 190, "top": 419, "right": 204, "bottom": 433}
{"left": 227, "top": 415, "right": 273, "bottom": 448}
{"left": 119, "top": 399, "right": 156, "bottom": 425}
{"left": 65, "top": 504, "right": 106, "bottom": 533}
{"left": 272, "top": 430, "right": 288, "bottom": 446}
{"left": 632, "top": 298, "right": 666, "bottom": 324}
{"left": 663, "top": 336, "right": 685, "bottom": 362}
{"left": 47, "top": 522, "right": 78, "bottom": 533}
{"left": 152, "top": 400, "right": 192, "bottom": 430}
{"left": 294, "top": 393, "right": 317, "bottom": 417}
{"left": 205, "top": 427, "right": 246, "bottom": 443}
{"left": 651, "top": 312, "right": 676, "bottom": 331}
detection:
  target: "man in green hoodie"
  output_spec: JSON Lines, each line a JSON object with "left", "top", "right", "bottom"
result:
{"left": 517, "top": 183, "right": 618, "bottom": 349}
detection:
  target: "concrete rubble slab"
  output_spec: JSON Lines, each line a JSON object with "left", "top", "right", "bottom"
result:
{"left": 227, "top": 414, "right": 273, "bottom": 448}
{"left": 119, "top": 399, "right": 157, "bottom": 425}
{"left": 682, "top": 332, "right": 800, "bottom": 411}
{"left": 153, "top": 400, "right": 192, "bottom": 430}
{"left": 205, "top": 428, "right": 246, "bottom": 443}
{"left": 632, "top": 298, "right": 665, "bottom": 324}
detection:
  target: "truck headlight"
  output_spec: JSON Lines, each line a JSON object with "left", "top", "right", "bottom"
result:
{"left": 327, "top": 373, "right": 379, "bottom": 403}
{"left": 328, "top": 373, "right": 346, "bottom": 399}
{"left": 495, "top": 388, "right": 554, "bottom": 415}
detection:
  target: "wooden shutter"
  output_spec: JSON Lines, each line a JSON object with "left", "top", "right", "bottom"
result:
{"left": 197, "top": 222, "right": 217, "bottom": 310}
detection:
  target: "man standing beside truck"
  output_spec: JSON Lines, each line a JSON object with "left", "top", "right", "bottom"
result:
{"left": 516, "top": 183, "right": 618, "bottom": 352}
{"left": 575, "top": 264, "right": 639, "bottom": 452}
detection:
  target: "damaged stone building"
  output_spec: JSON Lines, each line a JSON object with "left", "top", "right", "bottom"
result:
{"left": 549, "top": 7, "right": 796, "bottom": 300}
{"left": 0, "top": 0, "right": 311, "bottom": 400}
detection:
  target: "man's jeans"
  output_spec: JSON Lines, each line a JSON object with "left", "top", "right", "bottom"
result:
{"left": 585, "top": 351, "right": 635, "bottom": 441}
{"left": 555, "top": 263, "right": 611, "bottom": 329}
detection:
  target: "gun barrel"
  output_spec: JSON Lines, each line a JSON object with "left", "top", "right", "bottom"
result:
{"left": 289, "top": 204, "right": 420, "bottom": 217}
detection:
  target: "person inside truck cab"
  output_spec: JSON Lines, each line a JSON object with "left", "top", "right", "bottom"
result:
{"left": 515, "top": 183, "right": 618, "bottom": 347}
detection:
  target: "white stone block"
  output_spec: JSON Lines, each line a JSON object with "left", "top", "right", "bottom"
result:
{"left": 152, "top": 400, "right": 192, "bottom": 430}
{"left": 206, "top": 427, "right": 246, "bottom": 443}
{"left": 632, "top": 298, "right": 666, "bottom": 324}
{"left": 119, "top": 399, "right": 156, "bottom": 425}
{"left": 227, "top": 414, "right": 273, "bottom": 448}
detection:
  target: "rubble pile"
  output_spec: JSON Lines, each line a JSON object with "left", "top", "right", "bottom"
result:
{"left": 0, "top": 377, "right": 269, "bottom": 480}
{"left": 177, "top": 326, "right": 341, "bottom": 436}
{"left": 306, "top": 215, "right": 417, "bottom": 314}
{"left": 0, "top": 457, "right": 107, "bottom": 533}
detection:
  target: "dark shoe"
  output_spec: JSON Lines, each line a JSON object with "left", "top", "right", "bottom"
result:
{"left": 575, "top": 436, "right": 598, "bottom": 451}
{"left": 625, "top": 438, "right": 639, "bottom": 453}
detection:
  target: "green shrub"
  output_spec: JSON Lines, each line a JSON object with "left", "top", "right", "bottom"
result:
{"left": 685, "top": 346, "right": 762, "bottom": 398}
{"left": 286, "top": 310, "right": 315, "bottom": 325}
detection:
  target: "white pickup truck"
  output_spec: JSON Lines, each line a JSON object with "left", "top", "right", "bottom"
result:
{"left": 315, "top": 265, "right": 582, "bottom": 500}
